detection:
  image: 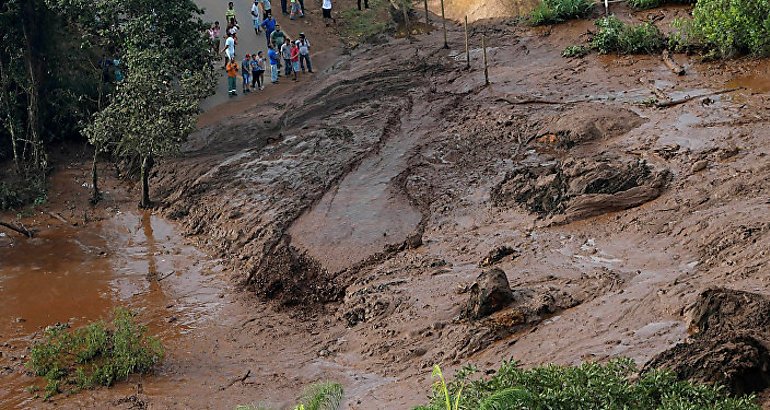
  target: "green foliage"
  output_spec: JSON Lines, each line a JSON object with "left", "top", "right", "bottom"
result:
{"left": 562, "top": 45, "right": 591, "bottom": 58}
{"left": 591, "top": 15, "right": 666, "bottom": 54}
{"left": 26, "top": 308, "right": 163, "bottom": 400}
{"left": 297, "top": 381, "right": 345, "bottom": 410}
{"left": 529, "top": 0, "right": 595, "bottom": 26}
{"left": 416, "top": 358, "right": 761, "bottom": 410}
{"left": 339, "top": 0, "right": 393, "bottom": 42}
{"left": 626, "top": 0, "right": 695, "bottom": 10}
{"left": 686, "top": 0, "right": 770, "bottom": 57}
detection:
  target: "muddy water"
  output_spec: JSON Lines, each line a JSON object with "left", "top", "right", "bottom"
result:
{"left": 0, "top": 211, "right": 224, "bottom": 408}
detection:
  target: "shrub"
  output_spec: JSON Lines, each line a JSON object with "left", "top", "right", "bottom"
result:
{"left": 591, "top": 15, "right": 666, "bottom": 54}
{"left": 27, "top": 308, "right": 163, "bottom": 400}
{"left": 687, "top": 0, "right": 770, "bottom": 57}
{"left": 415, "top": 358, "right": 761, "bottom": 410}
{"left": 529, "top": 0, "right": 595, "bottom": 26}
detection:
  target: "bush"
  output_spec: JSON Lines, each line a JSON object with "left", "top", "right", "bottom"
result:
{"left": 687, "top": 0, "right": 770, "bottom": 57}
{"left": 415, "top": 358, "right": 761, "bottom": 410}
{"left": 27, "top": 308, "right": 163, "bottom": 400}
{"left": 626, "top": 0, "right": 695, "bottom": 10}
{"left": 591, "top": 15, "right": 666, "bottom": 54}
{"left": 339, "top": 0, "right": 393, "bottom": 43}
{"left": 529, "top": 0, "right": 595, "bottom": 26}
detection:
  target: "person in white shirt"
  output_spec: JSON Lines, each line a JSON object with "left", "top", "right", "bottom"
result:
{"left": 220, "top": 31, "right": 236, "bottom": 69}
{"left": 251, "top": 0, "right": 262, "bottom": 35}
{"left": 297, "top": 32, "right": 312, "bottom": 73}
{"left": 322, "top": 0, "right": 336, "bottom": 26}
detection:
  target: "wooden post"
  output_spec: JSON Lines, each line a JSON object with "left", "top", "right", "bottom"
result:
{"left": 482, "top": 34, "right": 489, "bottom": 86}
{"left": 604, "top": 0, "right": 609, "bottom": 14}
{"left": 440, "top": 0, "right": 447, "bottom": 48}
{"left": 424, "top": 0, "right": 429, "bottom": 24}
{"left": 464, "top": 16, "right": 470, "bottom": 69}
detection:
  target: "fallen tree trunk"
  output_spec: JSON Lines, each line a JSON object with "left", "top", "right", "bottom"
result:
{"left": 0, "top": 220, "right": 33, "bottom": 237}
{"left": 656, "top": 87, "right": 743, "bottom": 108}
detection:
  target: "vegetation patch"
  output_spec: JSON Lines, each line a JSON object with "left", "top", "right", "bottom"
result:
{"left": 415, "top": 358, "right": 761, "bottom": 410}
{"left": 529, "top": 0, "right": 595, "bottom": 26}
{"left": 562, "top": 45, "right": 590, "bottom": 58}
{"left": 26, "top": 308, "right": 163, "bottom": 401}
{"left": 686, "top": 0, "right": 770, "bottom": 57}
{"left": 339, "top": 0, "right": 394, "bottom": 44}
{"left": 626, "top": 0, "right": 695, "bottom": 10}
{"left": 235, "top": 381, "right": 344, "bottom": 410}
{"left": 591, "top": 15, "right": 666, "bottom": 54}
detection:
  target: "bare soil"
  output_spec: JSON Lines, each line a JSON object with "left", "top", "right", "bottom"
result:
{"left": 2, "top": 2, "right": 770, "bottom": 409}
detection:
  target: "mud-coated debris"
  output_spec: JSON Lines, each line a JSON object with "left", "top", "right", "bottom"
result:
{"left": 15, "top": 318, "right": 25, "bottom": 323}
{"left": 412, "top": 347, "right": 428, "bottom": 357}
{"left": 691, "top": 160, "right": 708, "bottom": 173}
{"left": 646, "top": 289, "right": 770, "bottom": 395}
{"left": 536, "top": 104, "right": 646, "bottom": 147}
{"left": 465, "top": 268, "right": 514, "bottom": 319}
{"left": 167, "top": 316, "right": 177, "bottom": 323}
{"left": 479, "top": 245, "right": 519, "bottom": 267}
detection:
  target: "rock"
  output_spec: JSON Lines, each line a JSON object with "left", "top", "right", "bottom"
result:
{"left": 465, "top": 268, "right": 514, "bottom": 319}
{"left": 691, "top": 160, "right": 708, "bottom": 173}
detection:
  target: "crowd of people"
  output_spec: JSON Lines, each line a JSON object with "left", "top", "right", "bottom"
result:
{"left": 209, "top": 0, "right": 326, "bottom": 97}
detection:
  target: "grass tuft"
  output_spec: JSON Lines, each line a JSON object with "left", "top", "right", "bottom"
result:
{"left": 26, "top": 307, "right": 163, "bottom": 401}
{"left": 591, "top": 15, "right": 666, "bottom": 54}
{"left": 626, "top": 0, "right": 695, "bottom": 10}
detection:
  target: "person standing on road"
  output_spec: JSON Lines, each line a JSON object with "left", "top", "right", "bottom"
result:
{"left": 220, "top": 31, "right": 235, "bottom": 69}
{"left": 260, "top": 15, "right": 276, "bottom": 47}
{"left": 208, "top": 21, "right": 221, "bottom": 55}
{"left": 241, "top": 54, "right": 252, "bottom": 93}
{"left": 358, "top": 0, "right": 369, "bottom": 10}
{"left": 322, "top": 0, "right": 336, "bottom": 26}
{"left": 251, "top": 0, "right": 262, "bottom": 35}
{"left": 226, "top": 58, "right": 239, "bottom": 96}
{"left": 225, "top": 2, "right": 238, "bottom": 25}
{"left": 290, "top": 41, "right": 300, "bottom": 81}
{"left": 290, "top": 0, "right": 304, "bottom": 19}
{"left": 281, "top": 38, "right": 292, "bottom": 77}
{"left": 261, "top": 0, "right": 273, "bottom": 18}
{"left": 271, "top": 24, "right": 287, "bottom": 73}
{"left": 280, "top": 0, "right": 288, "bottom": 15}
{"left": 251, "top": 52, "right": 265, "bottom": 90}
{"left": 267, "top": 44, "right": 280, "bottom": 83}
{"left": 297, "top": 32, "right": 312, "bottom": 73}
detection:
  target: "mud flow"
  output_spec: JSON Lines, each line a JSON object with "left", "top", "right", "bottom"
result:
{"left": 0, "top": 212, "right": 224, "bottom": 408}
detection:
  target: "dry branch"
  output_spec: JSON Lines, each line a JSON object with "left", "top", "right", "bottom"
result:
{"left": 0, "top": 220, "right": 33, "bottom": 237}
{"left": 662, "top": 50, "right": 685, "bottom": 76}
{"left": 656, "top": 87, "right": 743, "bottom": 108}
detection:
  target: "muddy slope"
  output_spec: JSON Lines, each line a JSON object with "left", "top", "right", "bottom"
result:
{"left": 151, "top": 4, "right": 770, "bottom": 407}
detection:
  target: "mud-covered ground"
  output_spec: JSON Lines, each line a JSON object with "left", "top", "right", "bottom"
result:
{"left": 3, "top": 2, "right": 770, "bottom": 409}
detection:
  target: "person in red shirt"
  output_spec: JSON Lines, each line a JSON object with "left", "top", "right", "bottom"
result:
{"left": 290, "top": 41, "right": 300, "bottom": 81}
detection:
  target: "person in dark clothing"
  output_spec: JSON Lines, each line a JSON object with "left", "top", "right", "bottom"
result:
{"left": 357, "top": 0, "right": 368, "bottom": 10}
{"left": 98, "top": 54, "right": 113, "bottom": 83}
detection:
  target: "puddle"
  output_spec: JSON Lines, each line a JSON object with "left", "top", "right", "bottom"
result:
{"left": 0, "top": 211, "right": 225, "bottom": 408}
{"left": 726, "top": 71, "right": 770, "bottom": 103}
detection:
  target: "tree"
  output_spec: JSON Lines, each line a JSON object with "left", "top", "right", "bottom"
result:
{"left": 85, "top": 50, "right": 213, "bottom": 208}
{"left": 52, "top": 0, "right": 216, "bottom": 207}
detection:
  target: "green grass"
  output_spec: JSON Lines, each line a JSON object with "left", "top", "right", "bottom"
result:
{"left": 26, "top": 308, "right": 163, "bottom": 400}
{"left": 235, "top": 381, "right": 344, "bottom": 410}
{"left": 591, "top": 15, "right": 666, "bottom": 54}
{"left": 415, "top": 358, "right": 760, "bottom": 410}
{"left": 339, "top": 0, "right": 393, "bottom": 43}
{"left": 529, "top": 0, "right": 595, "bottom": 26}
{"left": 562, "top": 45, "right": 590, "bottom": 57}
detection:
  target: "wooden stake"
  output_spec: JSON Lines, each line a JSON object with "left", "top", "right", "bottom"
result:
{"left": 424, "top": 0, "right": 429, "bottom": 24}
{"left": 440, "top": 0, "right": 447, "bottom": 48}
{"left": 482, "top": 34, "right": 489, "bottom": 85}
{"left": 604, "top": 0, "right": 609, "bottom": 14}
{"left": 464, "top": 16, "right": 470, "bottom": 69}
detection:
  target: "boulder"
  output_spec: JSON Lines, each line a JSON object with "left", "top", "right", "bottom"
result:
{"left": 465, "top": 268, "right": 514, "bottom": 319}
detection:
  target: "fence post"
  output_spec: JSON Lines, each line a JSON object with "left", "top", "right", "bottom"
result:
{"left": 482, "top": 34, "right": 489, "bottom": 86}
{"left": 605, "top": 0, "right": 609, "bottom": 14}
{"left": 465, "top": 16, "right": 470, "bottom": 69}
{"left": 440, "top": 0, "right": 448, "bottom": 48}
{"left": 424, "top": 0, "right": 429, "bottom": 24}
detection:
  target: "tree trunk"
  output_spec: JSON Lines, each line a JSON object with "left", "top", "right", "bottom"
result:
{"left": 90, "top": 150, "right": 101, "bottom": 204}
{"left": 139, "top": 155, "right": 152, "bottom": 208}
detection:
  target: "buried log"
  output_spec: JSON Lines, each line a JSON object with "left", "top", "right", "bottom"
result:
{"left": 662, "top": 50, "right": 685, "bottom": 76}
{"left": 0, "top": 220, "right": 33, "bottom": 237}
{"left": 656, "top": 87, "right": 743, "bottom": 108}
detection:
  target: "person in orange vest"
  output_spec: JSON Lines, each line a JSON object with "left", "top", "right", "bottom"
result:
{"left": 226, "top": 58, "right": 239, "bottom": 96}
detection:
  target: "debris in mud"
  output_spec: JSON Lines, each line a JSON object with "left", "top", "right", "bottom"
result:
{"left": 465, "top": 268, "right": 514, "bottom": 319}
{"left": 536, "top": 104, "right": 646, "bottom": 148}
{"left": 646, "top": 289, "right": 770, "bottom": 395}
{"left": 479, "top": 245, "right": 519, "bottom": 267}
{"left": 491, "top": 157, "right": 670, "bottom": 224}
{"left": 341, "top": 281, "right": 406, "bottom": 327}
